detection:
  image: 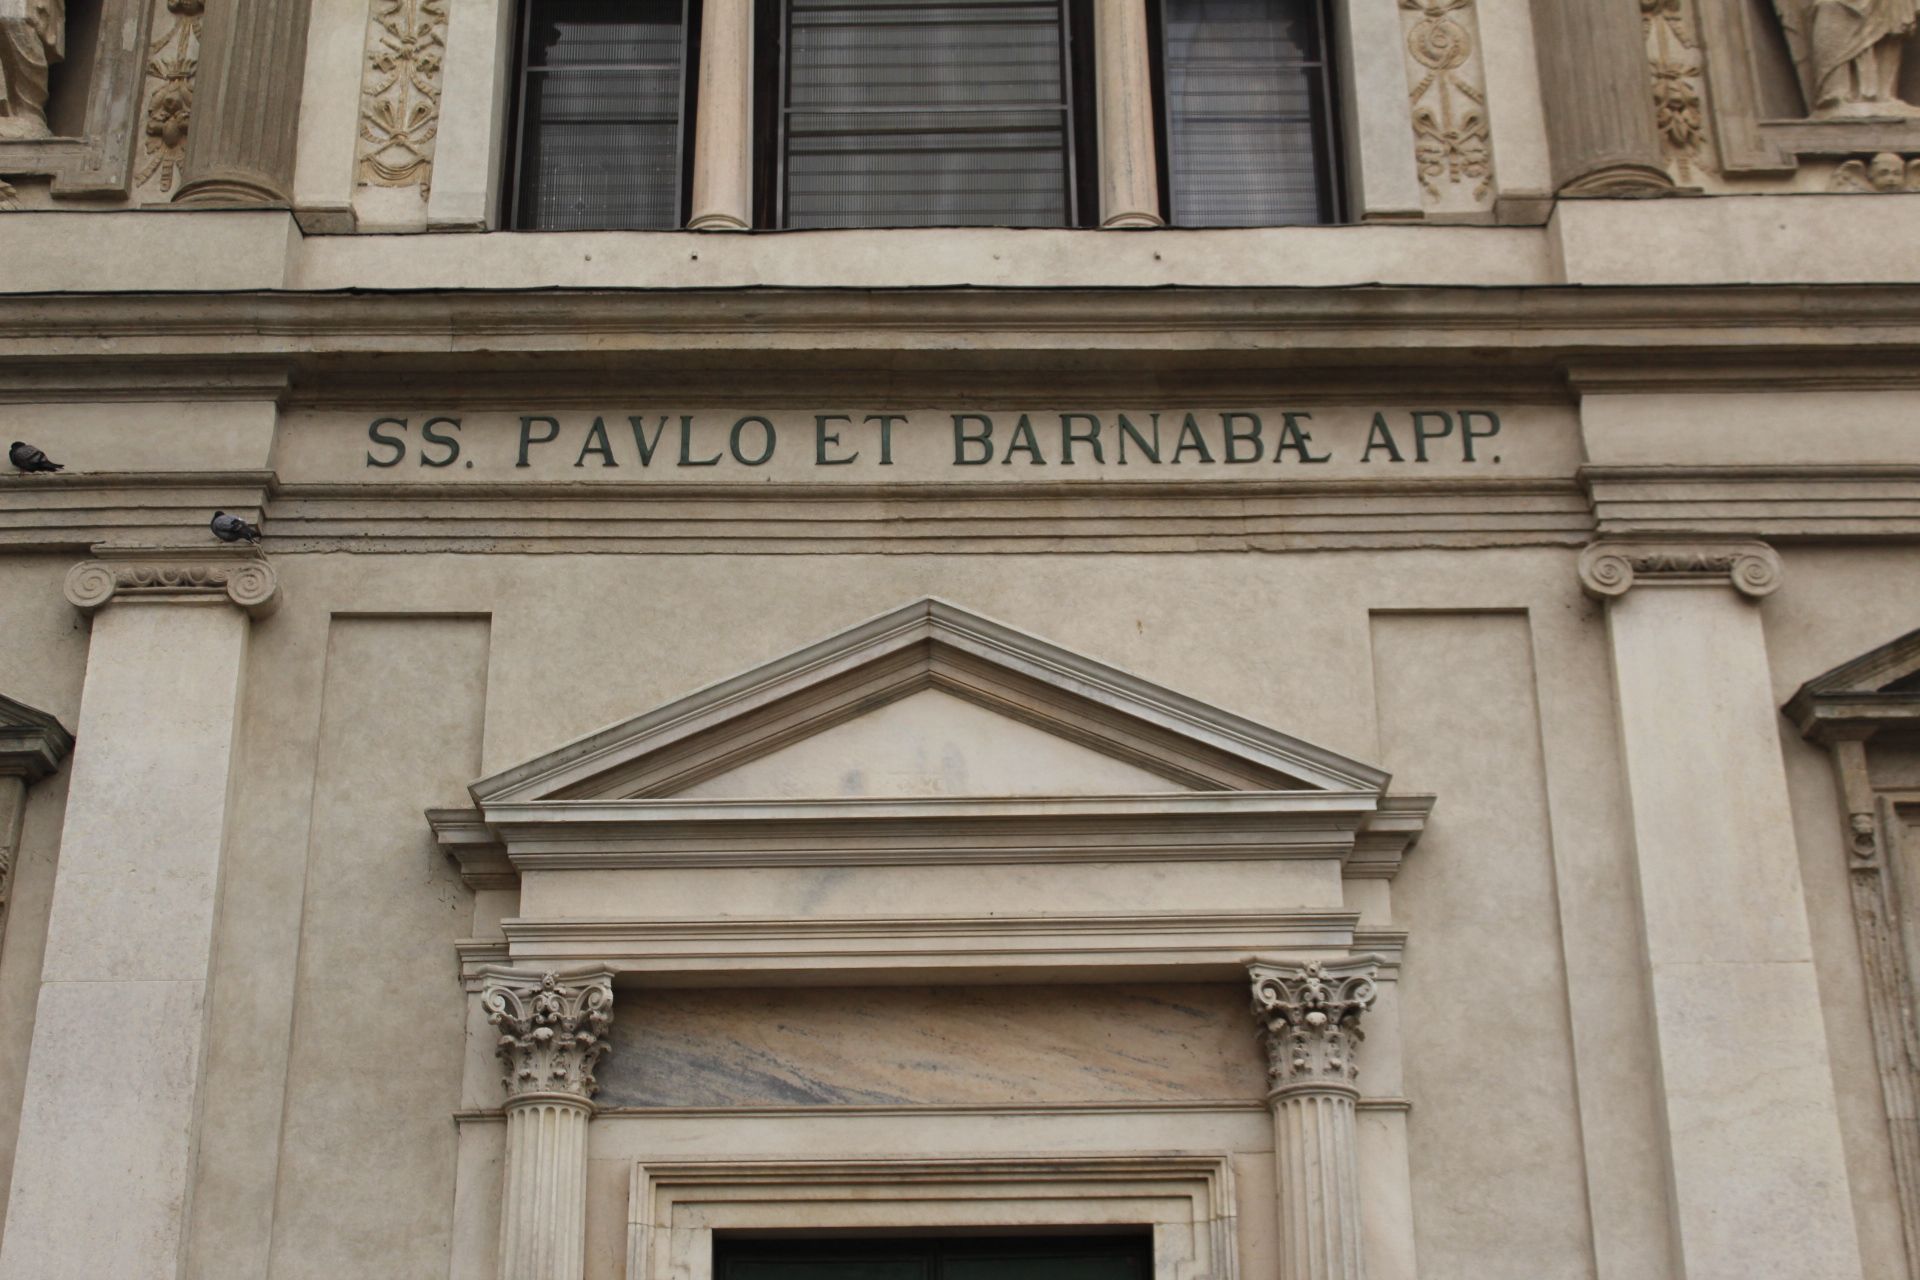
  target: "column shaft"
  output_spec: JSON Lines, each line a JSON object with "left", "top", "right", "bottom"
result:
{"left": 0, "top": 592, "right": 257, "bottom": 1280}
{"left": 688, "top": 0, "right": 756, "bottom": 229}
{"left": 175, "top": 0, "right": 316, "bottom": 205}
{"left": 1094, "top": 0, "right": 1162, "bottom": 227}
{"left": 1525, "top": 0, "right": 1673, "bottom": 194}
{"left": 1589, "top": 547, "right": 1864, "bottom": 1278}
{"left": 499, "top": 1098, "right": 593, "bottom": 1280}
{"left": 1272, "top": 1090, "right": 1365, "bottom": 1280}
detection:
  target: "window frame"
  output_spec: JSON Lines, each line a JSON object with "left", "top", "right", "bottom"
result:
{"left": 1145, "top": 0, "right": 1346, "bottom": 227}
{"left": 757, "top": 0, "right": 1100, "bottom": 229}
{"left": 501, "top": 0, "right": 702, "bottom": 231}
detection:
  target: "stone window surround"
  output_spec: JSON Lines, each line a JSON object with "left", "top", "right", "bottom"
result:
{"left": 0, "top": 0, "right": 154, "bottom": 196}
{"left": 624, "top": 1156, "right": 1239, "bottom": 1280}
{"left": 1696, "top": 0, "right": 1920, "bottom": 175}
{"left": 418, "top": 0, "right": 1428, "bottom": 232}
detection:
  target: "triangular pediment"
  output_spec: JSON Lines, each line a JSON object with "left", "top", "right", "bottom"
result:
{"left": 472, "top": 598, "right": 1389, "bottom": 805}
{"left": 1786, "top": 626, "right": 1920, "bottom": 741}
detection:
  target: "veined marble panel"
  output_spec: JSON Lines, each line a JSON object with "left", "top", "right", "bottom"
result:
{"left": 599, "top": 983, "right": 1261, "bottom": 1107}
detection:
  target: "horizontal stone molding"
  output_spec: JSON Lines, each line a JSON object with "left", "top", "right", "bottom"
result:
{"left": 63, "top": 546, "right": 279, "bottom": 618}
{"left": 627, "top": 1155, "right": 1238, "bottom": 1280}
{"left": 496, "top": 911, "right": 1372, "bottom": 981}
{"left": 1577, "top": 539, "right": 1782, "bottom": 600}
{"left": 1583, "top": 465, "right": 1920, "bottom": 541}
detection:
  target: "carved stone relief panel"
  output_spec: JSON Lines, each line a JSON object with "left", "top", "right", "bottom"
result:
{"left": 133, "top": 0, "right": 201, "bottom": 200}
{"left": 1399, "top": 0, "right": 1495, "bottom": 214}
{"left": 356, "top": 0, "right": 448, "bottom": 198}
{"left": 1829, "top": 149, "right": 1920, "bottom": 187}
{"left": 1643, "top": 0, "right": 1717, "bottom": 181}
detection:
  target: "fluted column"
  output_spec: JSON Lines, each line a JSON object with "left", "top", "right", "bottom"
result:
{"left": 1094, "top": 0, "right": 1162, "bottom": 227}
{"left": 688, "top": 0, "right": 755, "bottom": 229}
{"left": 482, "top": 968, "right": 616, "bottom": 1280}
{"left": 1579, "top": 540, "right": 1864, "bottom": 1279}
{"left": 1526, "top": 0, "right": 1673, "bottom": 195}
{"left": 1250, "top": 958, "right": 1379, "bottom": 1280}
{"left": 174, "top": 0, "right": 315, "bottom": 205}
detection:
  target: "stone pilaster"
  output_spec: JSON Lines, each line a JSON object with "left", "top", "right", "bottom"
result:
{"left": 1525, "top": 0, "right": 1674, "bottom": 195}
{"left": 482, "top": 967, "right": 615, "bottom": 1280}
{"left": 1094, "top": 0, "right": 1162, "bottom": 228}
{"left": 1250, "top": 958, "right": 1378, "bottom": 1280}
{"left": 174, "top": 0, "right": 315, "bottom": 205}
{"left": 1580, "top": 539, "right": 1865, "bottom": 1280}
{"left": 0, "top": 547, "right": 278, "bottom": 1280}
{"left": 688, "top": 0, "right": 755, "bottom": 230}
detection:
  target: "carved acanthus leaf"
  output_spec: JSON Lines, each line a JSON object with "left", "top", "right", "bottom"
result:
{"left": 1250, "top": 958, "right": 1380, "bottom": 1096}
{"left": 482, "top": 969, "right": 614, "bottom": 1103}
{"left": 135, "top": 0, "right": 204, "bottom": 198}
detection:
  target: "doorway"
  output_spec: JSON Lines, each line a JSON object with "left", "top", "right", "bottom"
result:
{"left": 713, "top": 1233, "right": 1154, "bottom": 1280}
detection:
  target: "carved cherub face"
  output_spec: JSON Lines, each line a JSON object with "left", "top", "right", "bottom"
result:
{"left": 1870, "top": 152, "right": 1905, "bottom": 191}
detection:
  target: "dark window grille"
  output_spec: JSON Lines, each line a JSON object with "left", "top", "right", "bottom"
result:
{"left": 714, "top": 1232, "right": 1153, "bottom": 1280}
{"left": 1151, "top": 0, "right": 1341, "bottom": 226}
{"left": 770, "top": 0, "right": 1095, "bottom": 228}
{"left": 506, "top": 0, "right": 697, "bottom": 229}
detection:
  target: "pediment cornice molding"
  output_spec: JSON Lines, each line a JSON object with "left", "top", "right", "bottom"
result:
{"left": 474, "top": 598, "right": 1389, "bottom": 805}
{"left": 0, "top": 694, "right": 73, "bottom": 782}
{"left": 1785, "top": 626, "right": 1920, "bottom": 742}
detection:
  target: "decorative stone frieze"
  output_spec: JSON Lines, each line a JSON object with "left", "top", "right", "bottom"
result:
{"left": 482, "top": 968, "right": 614, "bottom": 1102}
{"left": 63, "top": 546, "right": 279, "bottom": 618}
{"left": 1250, "top": 958, "right": 1380, "bottom": 1097}
{"left": 1249, "top": 958, "right": 1379, "bottom": 1280}
{"left": 1641, "top": 0, "right": 1712, "bottom": 181}
{"left": 1830, "top": 152, "right": 1920, "bottom": 191}
{"left": 1577, "top": 539, "right": 1782, "bottom": 600}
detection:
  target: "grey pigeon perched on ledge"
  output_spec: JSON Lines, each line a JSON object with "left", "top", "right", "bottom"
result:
{"left": 9, "top": 442, "right": 62, "bottom": 473}
{"left": 210, "top": 511, "right": 261, "bottom": 544}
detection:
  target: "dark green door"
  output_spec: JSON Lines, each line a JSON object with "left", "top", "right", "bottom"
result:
{"left": 713, "top": 1234, "right": 1153, "bottom": 1280}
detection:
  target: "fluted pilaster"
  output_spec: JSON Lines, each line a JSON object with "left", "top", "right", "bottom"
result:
{"left": 482, "top": 967, "right": 615, "bottom": 1280}
{"left": 1250, "top": 958, "right": 1380, "bottom": 1280}
{"left": 174, "top": 0, "right": 316, "bottom": 204}
{"left": 1526, "top": 0, "right": 1674, "bottom": 195}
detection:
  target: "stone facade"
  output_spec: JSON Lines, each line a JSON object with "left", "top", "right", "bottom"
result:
{"left": 0, "top": 3, "right": 1917, "bottom": 1279}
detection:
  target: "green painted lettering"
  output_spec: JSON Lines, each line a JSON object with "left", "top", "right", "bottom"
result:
{"left": 1360, "top": 413, "right": 1404, "bottom": 463}
{"left": 1221, "top": 412, "right": 1263, "bottom": 464}
{"left": 367, "top": 417, "right": 407, "bottom": 468}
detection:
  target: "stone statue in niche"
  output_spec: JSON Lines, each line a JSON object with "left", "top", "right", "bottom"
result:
{"left": 1773, "top": 0, "right": 1920, "bottom": 118}
{"left": 0, "top": 0, "right": 63, "bottom": 138}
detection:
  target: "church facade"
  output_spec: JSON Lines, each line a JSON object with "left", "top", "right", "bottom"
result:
{"left": 1, "top": 1, "right": 1919, "bottom": 1278}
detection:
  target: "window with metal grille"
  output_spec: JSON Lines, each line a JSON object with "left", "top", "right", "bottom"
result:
{"left": 760, "top": 0, "right": 1099, "bottom": 229}
{"left": 505, "top": 0, "right": 698, "bottom": 230}
{"left": 1151, "top": 0, "right": 1341, "bottom": 225}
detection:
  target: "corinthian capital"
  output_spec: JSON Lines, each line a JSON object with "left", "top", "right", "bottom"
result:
{"left": 1578, "top": 540, "right": 1781, "bottom": 601}
{"left": 64, "top": 545, "right": 279, "bottom": 618}
{"left": 1250, "top": 958, "right": 1380, "bottom": 1097}
{"left": 481, "top": 967, "right": 615, "bottom": 1104}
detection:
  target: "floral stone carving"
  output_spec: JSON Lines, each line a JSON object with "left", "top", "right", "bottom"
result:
{"left": 357, "top": 0, "right": 448, "bottom": 194}
{"left": 482, "top": 969, "right": 614, "bottom": 1103}
{"left": 136, "top": 0, "right": 203, "bottom": 197}
{"left": 1642, "top": 0, "right": 1713, "bottom": 180}
{"left": 1402, "top": 0, "right": 1493, "bottom": 211}
{"left": 1250, "top": 958, "right": 1380, "bottom": 1096}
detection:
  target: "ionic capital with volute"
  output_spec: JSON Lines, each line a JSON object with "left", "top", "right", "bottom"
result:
{"left": 63, "top": 545, "right": 279, "bottom": 618}
{"left": 1249, "top": 957, "right": 1380, "bottom": 1099}
{"left": 1577, "top": 539, "right": 1782, "bottom": 602}
{"left": 481, "top": 967, "right": 615, "bottom": 1106}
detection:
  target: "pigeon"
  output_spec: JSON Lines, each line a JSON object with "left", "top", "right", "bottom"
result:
{"left": 210, "top": 511, "right": 262, "bottom": 544}
{"left": 9, "top": 442, "right": 63, "bottom": 473}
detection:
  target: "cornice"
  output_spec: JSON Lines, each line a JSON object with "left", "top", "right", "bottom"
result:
{"left": 1577, "top": 539, "right": 1782, "bottom": 601}
{"left": 63, "top": 544, "right": 281, "bottom": 618}
{"left": 0, "top": 694, "right": 74, "bottom": 782}
{"left": 2, "top": 286, "right": 1920, "bottom": 372}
